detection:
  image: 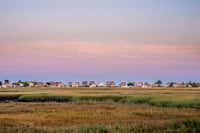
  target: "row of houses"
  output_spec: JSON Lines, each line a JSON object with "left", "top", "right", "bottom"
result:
{"left": 0, "top": 80, "right": 200, "bottom": 88}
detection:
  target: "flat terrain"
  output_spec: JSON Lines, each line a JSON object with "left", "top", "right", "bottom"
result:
{"left": 0, "top": 87, "right": 200, "bottom": 132}
{"left": 1, "top": 87, "right": 200, "bottom": 96}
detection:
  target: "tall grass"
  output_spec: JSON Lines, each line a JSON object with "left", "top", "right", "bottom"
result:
{"left": 0, "top": 119, "right": 200, "bottom": 133}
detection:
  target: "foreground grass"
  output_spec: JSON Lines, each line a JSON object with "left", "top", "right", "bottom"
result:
{"left": 0, "top": 88, "right": 200, "bottom": 132}
{"left": 0, "top": 103, "right": 200, "bottom": 133}
{"left": 1, "top": 119, "right": 200, "bottom": 133}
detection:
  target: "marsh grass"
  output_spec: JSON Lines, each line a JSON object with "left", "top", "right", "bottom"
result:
{"left": 0, "top": 119, "right": 200, "bottom": 133}
{"left": 0, "top": 102, "right": 200, "bottom": 133}
{"left": 11, "top": 94, "right": 200, "bottom": 108}
{"left": 1, "top": 88, "right": 200, "bottom": 132}
{"left": 0, "top": 93, "right": 200, "bottom": 108}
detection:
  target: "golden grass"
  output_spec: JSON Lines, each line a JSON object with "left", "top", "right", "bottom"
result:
{"left": 1, "top": 87, "right": 200, "bottom": 96}
{"left": 0, "top": 103, "right": 200, "bottom": 128}
{"left": 1, "top": 87, "right": 200, "bottom": 132}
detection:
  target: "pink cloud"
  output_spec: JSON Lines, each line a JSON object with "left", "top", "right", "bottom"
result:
{"left": 0, "top": 41, "right": 200, "bottom": 76}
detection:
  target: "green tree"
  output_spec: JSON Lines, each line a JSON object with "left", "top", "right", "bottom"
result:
{"left": 156, "top": 80, "right": 162, "bottom": 87}
{"left": 127, "top": 82, "right": 134, "bottom": 86}
{"left": 23, "top": 82, "right": 29, "bottom": 87}
{"left": 169, "top": 82, "right": 174, "bottom": 87}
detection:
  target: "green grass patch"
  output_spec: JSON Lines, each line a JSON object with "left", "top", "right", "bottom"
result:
{"left": 0, "top": 94, "right": 198, "bottom": 109}
{"left": 18, "top": 95, "right": 73, "bottom": 102}
{"left": 0, "top": 94, "right": 22, "bottom": 101}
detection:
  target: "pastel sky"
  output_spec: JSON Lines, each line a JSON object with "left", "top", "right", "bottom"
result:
{"left": 0, "top": 0, "right": 200, "bottom": 83}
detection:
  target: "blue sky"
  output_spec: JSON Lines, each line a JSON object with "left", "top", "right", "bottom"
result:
{"left": 1, "top": 0, "right": 200, "bottom": 44}
{"left": 0, "top": 0, "right": 200, "bottom": 83}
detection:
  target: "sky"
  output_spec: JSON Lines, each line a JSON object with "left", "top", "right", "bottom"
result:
{"left": 0, "top": 0, "right": 200, "bottom": 83}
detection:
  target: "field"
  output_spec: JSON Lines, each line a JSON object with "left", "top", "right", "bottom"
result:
{"left": 0, "top": 87, "right": 200, "bottom": 133}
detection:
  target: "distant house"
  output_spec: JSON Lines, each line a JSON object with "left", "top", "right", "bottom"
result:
{"left": 2, "top": 84, "right": 7, "bottom": 88}
{"left": 89, "top": 81, "right": 96, "bottom": 86}
{"left": 2, "top": 83, "right": 12, "bottom": 88}
{"left": 29, "top": 82, "right": 34, "bottom": 87}
{"left": 119, "top": 82, "right": 126, "bottom": 87}
{"left": 134, "top": 82, "right": 143, "bottom": 88}
{"left": 197, "top": 82, "right": 200, "bottom": 87}
{"left": 143, "top": 82, "right": 152, "bottom": 88}
{"left": 89, "top": 84, "right": 97, "bottom": 88}
{"left": 82, "top": 81, "right": 88, "bottom": 87}
{"left": 97, "top": 82, "right": 105, "bottom": 87}
{"left": 35, "top": 82, "right": 45, "bottom": 87}
{"left": 68, "top": 82, "right": 73, "bottom": 87}
{"left": 166, "top": 82, "right": 186, "bottom": 88}
{"left": 152, "top": 83, "right": 159, "bottom": 87}
{"left": 12, "top": 83, "right": 19, "bottom": 88}
{"left": 19, "top": 83, "right": 24, "bottom": 87}
{"left": 57, "top": 82, "right": 65, "bottom": 87}
{"left": 3, "top": 80, "right": 12, "bottom": 88}
{"left": 88, "top": 81, "right": 96, "bottom": 88}
{"left": 173, "top": 83, "right": 185, "bottom": 88}
{"left": 106, "top": 81, "right": 115, "bottom": 87}
{"left": 48, "top": 82, "right": 57, "bottom": 88}
{"left": 72, "top": 82, "right": 80, "bottom": 87}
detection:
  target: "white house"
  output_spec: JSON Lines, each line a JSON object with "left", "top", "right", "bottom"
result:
{"left": 97, "top": 82, "right": 105, "bottom": 87}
